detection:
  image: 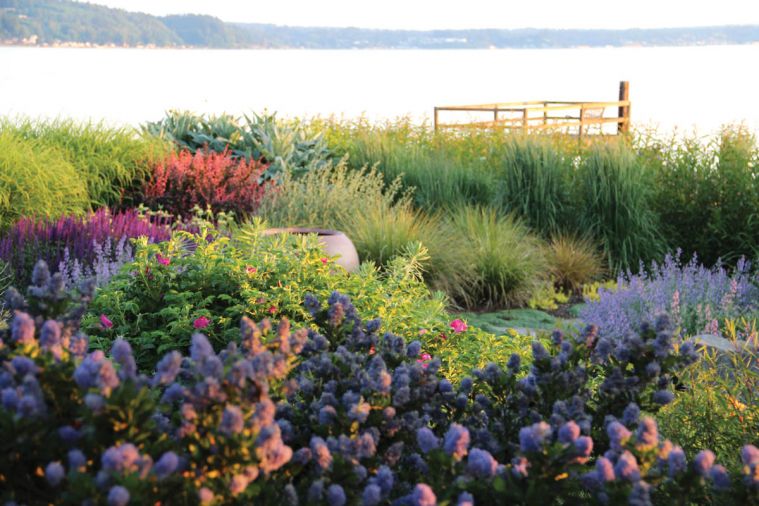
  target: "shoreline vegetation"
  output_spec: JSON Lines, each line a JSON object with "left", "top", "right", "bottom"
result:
{"left": 1, "top": 0, "right": 758, "bottom": 50}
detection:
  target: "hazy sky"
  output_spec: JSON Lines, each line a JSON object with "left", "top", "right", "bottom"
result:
{"left": 82, "top": 0, "right": 759, "bottom": 30}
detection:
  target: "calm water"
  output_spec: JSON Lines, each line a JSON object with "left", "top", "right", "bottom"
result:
{"left": 1, "top": 45, "right": 758, "bottom": 133}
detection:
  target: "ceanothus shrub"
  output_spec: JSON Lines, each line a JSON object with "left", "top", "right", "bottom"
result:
{"left": 0, "top": 261, "right": 298, "bottom": 504}
{"left": 1, "top": 262, "right": 757, "bottom": 505}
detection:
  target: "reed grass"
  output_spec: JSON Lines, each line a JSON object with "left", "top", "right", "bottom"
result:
{"left": 572, "top": 140, "right": 665, "bottom": 271}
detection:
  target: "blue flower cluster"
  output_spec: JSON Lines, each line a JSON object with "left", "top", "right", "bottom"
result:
{"left": 0, "top": 264, "right": 757, "bottom": 505}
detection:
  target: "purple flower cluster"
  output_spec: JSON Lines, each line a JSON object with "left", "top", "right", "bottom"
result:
{"left": 2, "top": 278, "right": 758, "bottom": 505}
{"left": 0, "top": 208, "right": 173, "bottom": 287}
{"left": 581, "top": 251, "right": 759, "bottom": 339}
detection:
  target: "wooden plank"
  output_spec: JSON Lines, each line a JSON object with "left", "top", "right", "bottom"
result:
{"left": 437, "top": 116, "right": 626, "bottom": 131}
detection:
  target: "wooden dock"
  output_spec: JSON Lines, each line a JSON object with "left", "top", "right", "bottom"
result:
{"left": 434, "top": 81, "right": 631, "bottom": 139}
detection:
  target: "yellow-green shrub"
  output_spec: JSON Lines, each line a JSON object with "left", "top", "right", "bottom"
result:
{"left": 0, "top": 131, "right": 89, "bottom": 228}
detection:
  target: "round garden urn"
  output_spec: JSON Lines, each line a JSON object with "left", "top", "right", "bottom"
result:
{"left": 261, "top": 227, "right": 360, "bottom": 273}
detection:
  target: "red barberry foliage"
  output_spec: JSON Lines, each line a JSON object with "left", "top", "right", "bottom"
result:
{"left": 144, "top": 150, "right": 269, "bottom": 218}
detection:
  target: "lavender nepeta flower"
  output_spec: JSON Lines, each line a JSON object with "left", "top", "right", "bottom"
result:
{"left": 519, "top": 421, "right": 552, "bottom": 453}
{"left": 558, "top": 421, "right": 581, "bottom": 444}
{"left": 411, "top": 484, "right": 437, "bottom": 506}
{"left": 107, "top": 486, "right": 130, "bottom": 506}
{"left": 668, "top": 446, "right": 687, "bottom": 477}
{"left": 153, "top": 451, "right": 179, "bottom": 479}
{"left": 466, "top": 448, "right": 498, "bottom": 478}
{"left": 326, "top": 484, "right": 346, "bottom": 506}
{"left": 219, "top": 405, "right": 245, "bottom": 435}
{"left": 417, "top": 427, "right": 439, "bottom": 453}
{"left": 694, "top": 450, "right": 716, "bottom": 476}
{"left": 443, "top": 424, "right": 470, "bottom": 460}
{"left": 45, "top": 461, "right": 65, "bottom": 487}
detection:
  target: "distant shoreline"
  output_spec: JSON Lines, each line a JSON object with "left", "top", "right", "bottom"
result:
{"left": 2, "top": 41, "right": 759, "bottom": 50}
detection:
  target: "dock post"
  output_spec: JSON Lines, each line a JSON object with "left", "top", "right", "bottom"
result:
{"left": 434, "top": 107, "right": 439, "bottom": 132}
{"left": 618, "top": 81, "right": 630, "bottom": 134}
{"left": 579, "top": 105, "right": 586, "bottom": 141}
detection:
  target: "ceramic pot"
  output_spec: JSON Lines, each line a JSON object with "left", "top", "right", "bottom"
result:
{"left": 261, "top": 227, "right": 360, "bottom": 273}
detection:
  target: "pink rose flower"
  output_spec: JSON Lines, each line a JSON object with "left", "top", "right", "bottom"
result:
{"left": 193, "top": 316, "right": 210, "bottom": 329}
{"left": 100, "top": 314, "right": 113, "bottom": 329}
{"left": 268, "top": 306, "right": 277, "bottom": 315}
{"left": 450, "top": 319, "right": 468, "bottom": 333}
{"left": 246, "top": 266, "right": 257, "bottom": 274}
{"left": 417, "top": 353, "right": 432, "bottom": 369}
{"left": 156, "top": 253, "right": 170, "bottom": 266}
{"left": 320, "top": 257, "right": 329, "bottom": 265}
{"left": 418, "top": 328, "right": 429, "bottom": 335}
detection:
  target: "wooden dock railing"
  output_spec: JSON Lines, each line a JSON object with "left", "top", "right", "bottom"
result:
{"left": 434, "top": 81, "right": 631, "bottom": 139}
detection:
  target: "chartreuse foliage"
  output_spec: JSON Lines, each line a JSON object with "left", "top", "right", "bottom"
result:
{"left": 2, "top": 263, "right": 758, "bottom": 505}
{"left": 0, "top": 130, "right": 90, "bottom": 229}
{"left": 1, "top": 118, "right": 170, "bottom": 209}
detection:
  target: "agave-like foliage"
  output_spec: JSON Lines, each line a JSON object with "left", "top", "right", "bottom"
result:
{"left": 142, "top": 111, "right": 331, "bottom": 181}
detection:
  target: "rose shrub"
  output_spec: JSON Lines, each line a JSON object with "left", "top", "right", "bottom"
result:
{"left": 83, "top": 226, "right": 451, "bottom": 372}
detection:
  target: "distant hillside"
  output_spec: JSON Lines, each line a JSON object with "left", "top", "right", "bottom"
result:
{"left": 0, "top": 0, "right": 252, "bottom": 47}
{"left": 0, "top": 0, "right": 182, "bottom": 46}
{"left": 234, "top": 24, "right": 759, "bottom": 49}
{"left": 1, "top": 0, "right": 758, "bottom": 49}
